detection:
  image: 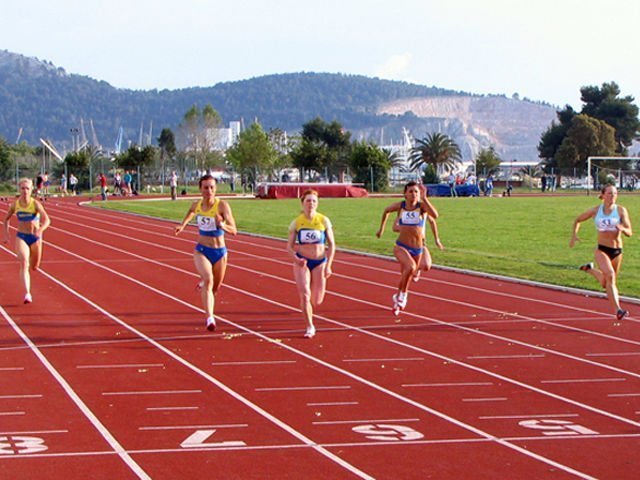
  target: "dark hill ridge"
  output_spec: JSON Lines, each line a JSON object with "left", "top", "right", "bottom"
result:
{"left": 0, "top": 49, "right": 556, "bottom": 161}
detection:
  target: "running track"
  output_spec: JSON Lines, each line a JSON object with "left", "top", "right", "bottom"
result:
{"left": 0, "top": 197, "right": 638, "bottom": 479}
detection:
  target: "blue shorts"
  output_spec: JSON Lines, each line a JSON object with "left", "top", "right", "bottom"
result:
{"left": 395, "top": 240, "right": 423, "bottom": 257}
{"left": 17, "top": 232, "right": 40, "bottom": 247}
{"left": 195, "top": 244, "right": 227, "bottom": 265}
{"left": 296, "top": 253, "right": 327, "bottom": 271}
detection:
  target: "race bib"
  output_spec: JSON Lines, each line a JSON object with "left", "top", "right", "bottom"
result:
{"left": 400, "top": 210, "right": 421, "bottom": 225}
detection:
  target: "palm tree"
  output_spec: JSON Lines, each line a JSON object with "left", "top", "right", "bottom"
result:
{"left": 409, "top": 132, "right": 462, "bottom": 175}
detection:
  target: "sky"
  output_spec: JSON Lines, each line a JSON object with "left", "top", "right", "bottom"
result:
{"left": 1, "top": 0, "right": 639, "bottom": 110}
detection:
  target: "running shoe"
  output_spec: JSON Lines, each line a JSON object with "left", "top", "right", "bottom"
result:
{"left": 412, "top": 270, "right": 421, "bottom": 282}
{"left": 391, "top": 294, "right": 403, "bottom": 316}
{"left": 395, "top": 294, "right": 407, "bottom": 310}
{"left": 205, "top": 316, "right": 216, "bottom": 332}
{"left": 579, "top": 262, "right": 594, "bottom": 272}
{"left": 23, "top": 293, "right": 32, "bottom": 304}
{"left": 304, "top": 325, "right": 316, "bottom": 338}
{"left": 616, "top": 309, "right": 628, "bottom": 321}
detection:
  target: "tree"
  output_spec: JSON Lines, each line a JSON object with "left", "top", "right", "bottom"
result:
{"left": 349, "top": 141, "right": 391, "bottom": 192}
{"left": 290, "top": 117, "right": 351, "bottom": 180}
{"left": 0, "top": 136, "right": 10, "bottom": 180}
{"left": 225, "top": 122, "right": 278, "bottom": 187}
{"left": 555, "top": 114, "right": 617, "bottom": 175}
{"left": 475, "top": 146, "right": 502, "bottom": 176}
{"left": 157, "top": 128, "right": 177, "bottom": 163}
{"left": 538, "top": 82, "right": 639, "bottom": 166}
{"left": 580, "top": 82, "right": 640, "bottom": 150}
{"left": 409, "top": 132, "right": 461, "bottom": 176}
{"left": 178, "top": 104, "right": 223, "bottom": 171}
{"left": 115, "top": 145, "right": 157, "bottom": 171}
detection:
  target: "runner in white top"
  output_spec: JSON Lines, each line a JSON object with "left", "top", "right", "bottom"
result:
{"left": 570, "top": 184, "right": 632, "bottom": 321}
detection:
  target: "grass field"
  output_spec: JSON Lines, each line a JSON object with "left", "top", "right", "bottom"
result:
{"left": 95, "top": 193, "right": 640, "bottom": 298}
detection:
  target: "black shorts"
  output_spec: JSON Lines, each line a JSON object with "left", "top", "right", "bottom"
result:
{"left": 598, "top": 244, "right": 622, "bottom": 261}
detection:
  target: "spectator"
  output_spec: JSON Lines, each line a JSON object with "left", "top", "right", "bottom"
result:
{"left": 124, "top": 170, "right": 133, "bottom": 196}
{"left": 170, "top": 170, "right": 178, "bottom": 200}
{"left": 60, "top": 173, "right": 68, "bottom": 196}
{"left": 447, "top": 172, "right": 458, "bottom": 198}
{"left": 98, "top": 172, "right": 108, "bottom": 201}
{"left": 114, "top": 171, "right": 123, "bottom": 195}
{"left": 69, "top": 173, "right": 78, "bottom": 195}
{"left": 42, "top": 171, "right": 50, "bottom": 197}
{"left": 484, "top": 174, "right": 494, "bottom": 197}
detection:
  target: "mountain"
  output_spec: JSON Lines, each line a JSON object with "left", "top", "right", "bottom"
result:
{"left": 0, "top": 50, "right": 557, "bottom": 161}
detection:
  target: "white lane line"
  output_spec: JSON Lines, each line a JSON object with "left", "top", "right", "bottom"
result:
{"left": 608, "top": 393, "right": 640, "bottom": 398}
{"left": 0, "top": 394, "right": 43, "bottom": 399}
{"left": 462, "top": 398, "right": 508, "bottom": 402}
{"left": 307, "top": 402, "right": 359, "bottom": 407}
{"left": 313, "top": 418, "right": 420, "bottom": 426}
{"left": 139, "top": 423, "right": 248, "bottom": 431}
{"left": 29, "top": 250, "right": 374, "bottom": 480}
{"left": 586, "top": 352, "right": 640, "bottom": 357}
{"left": 255, "top": 386, "right": 351, "bottom": 392}
{"left": 0, "top": 367, "right": 24, "bottom": 371}
{"left": 58, "top": 204, "right": 640, "bottom": 327}
{"left": 102, "top": 390, "right": 202, "bottom": 396}
{"left": 467, "top": 354, "right": 546, "bottom": 359}
{"left": 145, "top": 407, "right": 199, "bottom": 411}
{"left": 40, "top": 219, "right": 606, "bottom": 478}
{"left": 77, "top": 363, "right": 164, "bottom": 369}
{"left": 541, "top": 378, "right": 626, "bottom": 384}
{"left": 343, "top": 357, "right": 424, "bottom": 362}
{"left": 5, "top": 431, "right": 640, "bottom": 460}
{"left": 0, "top": 411, "right": 25, "bottom": 416}
{"left": 54, "top": 207, "right": 640, "bottom": 352}
{"left": 403, "top": 382, "right": 493, "bottom": 388}
{"left": 0, "top": 305, "right": 151, "bottom": 480}
{"left": 45, "top": 220, "right": 620, "bottom": 477}
{"left": 212, "top": 360, "right": 296, "bottom": 366}
{"left": 479, "top": 413, "right": 579, "bottom": 420}
{"left": 0, "top": 429, "right": 69, "bottom": 435}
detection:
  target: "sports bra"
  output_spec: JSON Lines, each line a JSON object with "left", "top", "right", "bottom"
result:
{"left": 194, "top": 198, "right": 224, "bottom": 237}
{"left": 289, "top": 213, "right": 331, "bottom": 244}
{"left": 398, "top": 201, "right": 425, "bottom": 228}
{"left": 594, "top": 204, "right": 620, "bottom": 232}
{"left": 14, "top": 198, "right": 39, "bottom": 223}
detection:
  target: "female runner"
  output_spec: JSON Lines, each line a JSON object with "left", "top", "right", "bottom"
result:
{"left": 393, "top": 201, "right": 444, "bottom": 282}
{"left": 287, "top": 189, "right": 335, "bottom": 338}
{"left": 377, "top": 181, "right": 439, "bottom": 315}
{"left": 3, "top": 178, "right": 51, "bottom": 303}
{"left": 570, "top": 184, "right": 632, "bottom": 321}
{"left": 175, "top": 174, "right": 237, "bottom": 331}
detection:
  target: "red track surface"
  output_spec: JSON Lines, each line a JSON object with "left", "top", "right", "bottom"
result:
{"left": 1, "top": 197, "right": 639, "bottom": 479}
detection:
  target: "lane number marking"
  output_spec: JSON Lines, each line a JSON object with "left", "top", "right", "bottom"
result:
{"left": 0, "top": 436, "right": 48, "bottom": 455}
{"left": 180, "top": 429, "right": 246, "bottom": 448}
{"left": 519, "top": 419, "right": 599, "bottom": 436}
{"left": 352, "top": 424, "right": 424, "bottom": 442}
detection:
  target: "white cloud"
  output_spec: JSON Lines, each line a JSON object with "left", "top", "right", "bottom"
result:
{"left": 374, "top": 53, "right": 413, "bottom": 80}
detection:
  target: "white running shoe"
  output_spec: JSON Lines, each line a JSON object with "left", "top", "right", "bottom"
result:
{"left": 393, "top": 293, "right": 407, "bottom": 310}
{"left": 23, "top": 293, "right": 33, "bottom": 304}
{"left": 205, "top": 316, "right": 216, "bottom": 332}
{"left": 391, "top": 294, "right": 401, "bottom": 316}
{"left": 304, "top": 325, "right": 316, "bottom": 338}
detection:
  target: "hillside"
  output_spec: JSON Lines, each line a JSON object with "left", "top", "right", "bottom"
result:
{"left": 0, "top": 50, "right": 557, "bottom": 161}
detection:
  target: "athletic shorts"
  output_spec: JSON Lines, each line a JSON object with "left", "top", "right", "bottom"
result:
{"left": 195, "top": 244, "right": 227, "bottom": 265}
{"left": 395, "top": 240, "right": 424, "bottom": 257}
{"left": 16, "top": 232, "right": 39, "bottom": 247}
{"left": 295, "top": 253, "right": 327, "bottom": 271}
{"left": 597, "top": 244, "right": 622, "bottom": 261}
